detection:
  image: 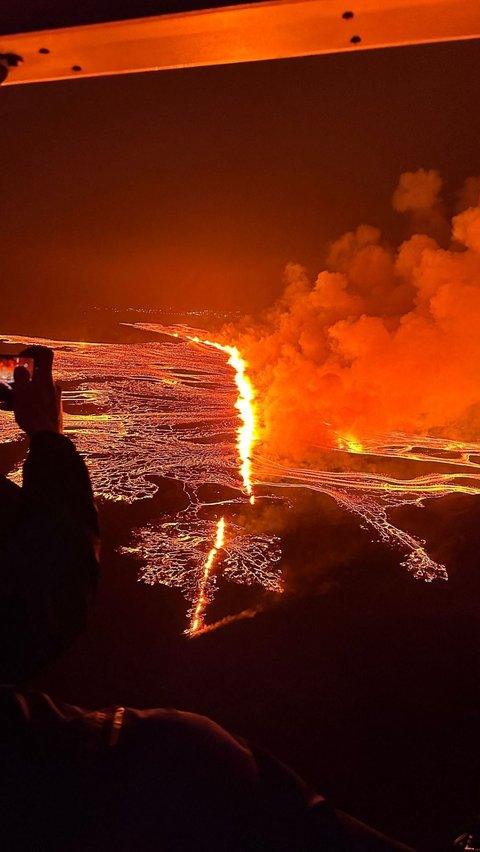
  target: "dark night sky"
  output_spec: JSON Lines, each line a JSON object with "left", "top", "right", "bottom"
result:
{"left": 1, "top": 38, "right": 479, "bottom": 316}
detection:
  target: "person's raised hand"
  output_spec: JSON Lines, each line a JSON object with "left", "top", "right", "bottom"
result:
{"left": 13, "top": 345, "right": 63, "bottom": 437}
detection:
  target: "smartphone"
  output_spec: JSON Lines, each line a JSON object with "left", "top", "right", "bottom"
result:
{"left": 0, "top": 355, "right": 35, "bottom": 385}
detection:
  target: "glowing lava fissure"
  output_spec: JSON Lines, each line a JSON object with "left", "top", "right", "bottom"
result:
{"left": 182, "top": 330, "right": 258, "bottom": 502}
{"left": 188, "top": 517, "right": 226, "bottom": 635}
{"left": 4, "top": 327, "right": 480, "bottom": 633}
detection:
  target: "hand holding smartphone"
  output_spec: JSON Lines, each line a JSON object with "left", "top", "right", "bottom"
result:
{"left": 0, "top": 346, "right": 62, "bottom": 436}
{"left": 0, "top": 355, "right": 35, "bottom": 385}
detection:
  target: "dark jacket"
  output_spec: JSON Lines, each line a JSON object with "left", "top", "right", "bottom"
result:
{"left": 0, "top": 687, "right": 413, "bottom": 852}
{"left": 0, "top": 436, "right": 413, "bottom": 851}
{"left": 0, "top": 687, "right": 326, "bottom": 851}
{"left": 0, "top": 432, "right": 100, "bottom": 682}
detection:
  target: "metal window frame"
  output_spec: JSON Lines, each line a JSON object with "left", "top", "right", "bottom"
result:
{"left": 1, "top": 0, "right": 479, "bottom": 86}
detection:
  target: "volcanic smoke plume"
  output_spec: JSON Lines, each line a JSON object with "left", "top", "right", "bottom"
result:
{"left": 221, "top": 170, "right": 480, "bottom": 461}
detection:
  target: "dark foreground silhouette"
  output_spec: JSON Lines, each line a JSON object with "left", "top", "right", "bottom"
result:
{"left": 0, "top": 346, "right": 413, "bottom": 850}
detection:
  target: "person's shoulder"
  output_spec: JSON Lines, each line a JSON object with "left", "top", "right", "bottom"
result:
{"left": 119, "top": 705, "right": 258, "bottom": 784}
{"left": 123, "top": 705, "right": 249, "bottom": 753}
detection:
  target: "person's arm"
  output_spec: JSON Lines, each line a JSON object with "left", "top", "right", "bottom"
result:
{"left": 0, "top": 346, "right": 100, "bottom": 682}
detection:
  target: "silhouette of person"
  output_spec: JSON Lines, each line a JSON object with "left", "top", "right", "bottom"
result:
{"left": 0, "top": 346, "right": 414, "bottom": 851}
{"left": 0, "top": 345, "right": 100, "bottom": 682}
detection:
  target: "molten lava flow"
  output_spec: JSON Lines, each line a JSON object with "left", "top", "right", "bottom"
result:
{"left": 188, "top": 517, "right": 225, "bottom": 635}
{"left": 4, "top": 326, "right": 480, "bottom": 632}
{"left": 1, "top": 328, "right": 280, "bottom": 633}
{"left": 338, "top": 435, "right": 364, "bottom": 454}
{"left": 189, "top": 335, "right": 257, "bottom": 502}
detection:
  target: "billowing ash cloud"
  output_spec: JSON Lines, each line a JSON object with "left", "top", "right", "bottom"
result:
{"left": 221, "top": 170, "right": 480, "bottom": 460}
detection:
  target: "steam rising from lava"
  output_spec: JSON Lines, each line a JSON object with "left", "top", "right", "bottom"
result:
{"left": 220, "top": 170, "right": 480, "bottom": 461}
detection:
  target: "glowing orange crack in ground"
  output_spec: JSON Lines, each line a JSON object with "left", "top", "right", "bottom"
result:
{"left": 189, "top": 336, "right": 257, "bottom": 502}
{"left": 188, "top": 517, "right": 226, "bottom": 635}
{"left": 164, "top": 329, "right": 260, "bottom": 633}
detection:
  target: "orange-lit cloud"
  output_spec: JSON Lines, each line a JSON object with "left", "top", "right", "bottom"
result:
{"left": 221, "top": 170, "right": 480, "bottom": 460}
